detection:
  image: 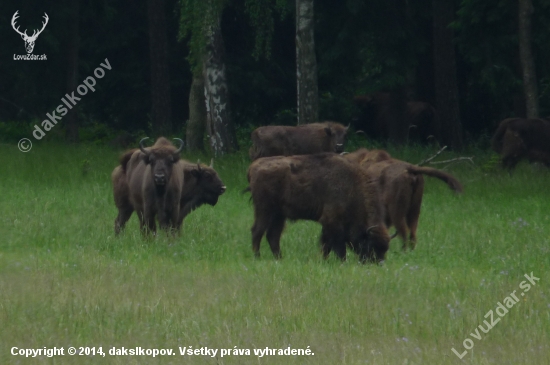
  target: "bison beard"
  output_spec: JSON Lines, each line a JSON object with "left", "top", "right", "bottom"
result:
{"left": 491, "top": 117, "right": 550, "bottom": 171}
{"left": 345, "top": 149, "right": 463, "bottom": 250}
{"left": 248, "top": 121, "right": 349, "bottom": 160}
{"left": 112, "top": 144, "right": 226, "bottom": 235}
{"left": 247, "top": 153, "right": 389, "bottom": 262}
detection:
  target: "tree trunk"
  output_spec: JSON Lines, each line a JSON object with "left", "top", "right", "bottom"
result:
{"left": 65, "top": 0, "right": 80, "bottom": 143}
{"left": 186, "top": 74, "right": 206, "bottom": 151}
{"left": 147, "top": 0, "right": 172, "bottom": 136}
{"left": 296, "top": 0, "right": 319, "bottom": 125}
{"left": 518, "top": 0, "right": 539, "bottom": 118}
{"left": 203, "top": 17, "right": 237, "bottom": 156}
{"left": 432, "top": 0, "right": 462, "bottom": 149}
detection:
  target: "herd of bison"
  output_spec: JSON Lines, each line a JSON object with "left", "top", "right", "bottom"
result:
{"left": 111, "top": 117, "right": 550, "bottom": 263}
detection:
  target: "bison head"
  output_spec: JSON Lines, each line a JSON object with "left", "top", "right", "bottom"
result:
{"left": 191, "top": 160, "right": 226, "bottom": 205}
{"left": 139, "top": 137, "right": 184, "bottom": 188}
{"left": 325, "top": 123, "right": 349, "bottom": 153}
{"left": 353, "top": 225, "right": 390, "bottom": 264}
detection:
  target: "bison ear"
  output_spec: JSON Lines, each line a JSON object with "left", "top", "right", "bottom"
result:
{"left": 324, "top": 127, "right": 332, "bottom": 136}
{"left": 172, "top": 153, "right": 180, "bottom": 162}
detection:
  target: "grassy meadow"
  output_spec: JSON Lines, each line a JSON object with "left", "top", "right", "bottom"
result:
{"left": 0, "top": 140, "right": 549, "bottom": 364}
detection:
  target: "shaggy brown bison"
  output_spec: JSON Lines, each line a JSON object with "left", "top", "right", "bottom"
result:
{"left": 112, "top": 147, "right": 226, "bottom": 235}
{"left": 491, "top": 117, "right": 550, "bottom": 171}
{"left": 247, "top": 153, "right": 390, "bottom": 262}
{"left": 175, "top": 161, "right": 226, "bottom": 229}
{"left": 249, "top": 122, "right": 349, "bottom": 160}
{"left": 353, "top": 93, "right": 440, "bottom": 143}
{"left": 345, "top": 148, "right": 463, "bottom": 250}
{"left": 113, "top": 137, "right": 185, "bottom": 234}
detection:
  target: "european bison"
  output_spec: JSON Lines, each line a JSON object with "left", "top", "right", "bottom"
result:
{"left": 113, "top": 137, "right": 185, "bottom": 234}
{"left": 112, "top": 147, "right": 226, "bottom": 235}
{"left": 175, "top": 160, "right": 226, "bottom": 229}
{"left": 249, "top": 122, "right": 349, "bottom": 160}
{"left": 247, "top": 153, "right": 390, "bottom": 262}
{"left": 345, "top": 148, "right": 463, "bottom": 250}
{"left": 353, "top": 93, "right": 440, "bottom": 143}
{"left": 491, "top": 117, "right": 550, "bottom": 171}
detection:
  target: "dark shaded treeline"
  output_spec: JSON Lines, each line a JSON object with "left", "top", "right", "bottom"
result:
{"left": 1, "top": 0, "right": 549, "bottom": 146}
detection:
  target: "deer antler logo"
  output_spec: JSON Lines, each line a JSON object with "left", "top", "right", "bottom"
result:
{"left": 11, "top": 11, "right": 49, "bottom": 54}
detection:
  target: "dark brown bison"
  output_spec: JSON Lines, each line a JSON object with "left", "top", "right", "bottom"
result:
{"left": 247, "top": 153, "right": 390, "bottom": 262}
{"left": 345, "top": 148, "right": 463, "bottom": 250}
{"left": 113, "top": 137, "right": 185, "bottom": 234}
{"left": 491, "top": 117, "right": 550, "bottom": 171}
{"left": 112, "top": 148, "right": 226, "bottom": 235}
{"left": 175, "top": 160, "right": 226, "bottom": 229}
{"left": 249, "top": 122, "right": 349, "bottom": 160}
{"left": 353, "top": 93, "right": 440, "bottom": 143}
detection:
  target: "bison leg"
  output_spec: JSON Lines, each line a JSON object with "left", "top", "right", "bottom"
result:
{"left": 266, "top": 215, "right": 285, "bottom": 259}
{"left": 502, "top": 155, "right": 521, "bottom": 174}
{"left": 393, "top": 217, "right": 409, "bottom": 251}
{"left": 158, "top": 208, "right": 179, "bottom": 234}
{"left": 320, "top": 227, "right": 346, "bottom": 261}
{"left": 114, "top": 206, "right": 134, "bottom": 235}
{"left": 142, "top": 209, "right": 157, "bottom": 235}
{"left": 251, "top": 218, "right": 269, "bottom": 258}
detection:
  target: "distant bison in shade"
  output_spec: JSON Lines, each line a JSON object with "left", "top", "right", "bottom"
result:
{"left": 249, "top": 122, "right": 349, "bottom": 160}
{"left": 345, "top": 148, "right": 463, "bottom": 250}
{"left": 491, "top": 117, "right": 550, "bottom": 171}
{"left": 246, "top": 153, "right": 390, "bottom": 262}
{"left": 353, "top": 93, "right": 440, "bottom": 143}
{"left": 112, "top": 144, "right": 226, "bottom": 235}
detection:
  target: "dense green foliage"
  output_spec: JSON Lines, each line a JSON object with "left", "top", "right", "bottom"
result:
{"left": 1, "top": 142, "right": 549, "bottom": 364}
{"left": 1, "top": 0, "right": 549, "bottom": 143}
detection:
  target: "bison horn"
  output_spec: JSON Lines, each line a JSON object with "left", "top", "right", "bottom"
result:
{"left": 345, "top": 123, "right": 350, "bottom": 130}
{"left": 139, "top": 137, "right": 150, "bottom": 154}
{"left": 197, "top": 163, "right": 202, "bottom": 173}
{"left": 366, "top": 225, "right": 378, "bottom": 234}
{"left": 209, "top": 158, "right": 214, "bottom": 168}
{"left": 173, "top": 138, "right": 184, "bottom": 154}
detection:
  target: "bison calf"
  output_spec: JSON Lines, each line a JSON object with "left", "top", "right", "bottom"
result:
{"left": 345, "top": 148, "right": 463, "bottom": 250}
{"left": 247, "top": 153, "right": 389, "bottom": 262}
{"left": 249, "top": 122, "right": 349, "bottom": 160}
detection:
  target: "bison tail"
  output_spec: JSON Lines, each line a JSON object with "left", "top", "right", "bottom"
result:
{"left": 407, "top": 165, "right": 463, "bottom": 193}
{"left": 119, "top": 149, "right": 138, "bottom": 172}
{"left": 241, "top": 186, "right": 251, "bottom": 194}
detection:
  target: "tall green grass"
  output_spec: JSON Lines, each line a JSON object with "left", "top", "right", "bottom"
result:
{"left": 1, "top": 141, "right": 549, "bottom": 364}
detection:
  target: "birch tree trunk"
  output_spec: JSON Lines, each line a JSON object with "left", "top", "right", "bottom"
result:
{"left": 518, "top": 0, "right": 539, "bottom": 118}
{"left": 296, "top": 0, "right": 319, "bottom": 125}
{"left": 203, "top": 16, "right": 237, "bottom": 155}
{"left": 147, "top": 0, "right": 172, "bottom": 135}
{"left": 186, "top": 74, "right": 206, "bottom": 151}
{"left": 432, "top": 0, "right": 463, "bottom": 149}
